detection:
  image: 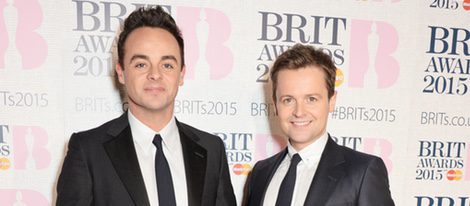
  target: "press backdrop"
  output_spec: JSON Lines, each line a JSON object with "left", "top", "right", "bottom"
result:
{"left": 1, "top": 0, "right": 470, "bottom": 205}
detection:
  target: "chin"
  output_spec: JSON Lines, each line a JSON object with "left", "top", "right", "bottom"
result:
{"left": 288, "top": 134, "right": 311, "bottom": 142}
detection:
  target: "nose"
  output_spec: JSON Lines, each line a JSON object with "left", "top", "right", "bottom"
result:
{"left": 147, "top": 66, "right": 162, "bottom": 80}
{"left": 293, "top": 102, "right": 305, "bottom": 117}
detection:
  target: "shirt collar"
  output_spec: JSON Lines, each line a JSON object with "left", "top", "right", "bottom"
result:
{"left": 160, "top": 115, "right": 179, "bottom": 151}
{"left": 128, "top": 110, "right": 179, "bottom": 154}
{"left": 287, "top": 131, "right": 328, "bottom": 168}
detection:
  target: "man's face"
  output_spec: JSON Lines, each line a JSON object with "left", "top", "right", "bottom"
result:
{"left": 274, "top": 66, "right": 336, "bottom": 151}
{"left": 116, "top": 27, "right": 185, "bottom": 116}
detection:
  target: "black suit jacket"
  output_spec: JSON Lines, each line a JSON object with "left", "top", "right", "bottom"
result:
{"left": 245, "top": 136, "right": 394, "bottom": 206}
{"left": 57, "top": 112, "right": 236, "bottom": 206}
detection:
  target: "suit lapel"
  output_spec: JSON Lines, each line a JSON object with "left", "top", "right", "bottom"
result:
{"left": 251, "top": 149, "right": 287, "bottom": 206}
{"left": 103, "top": 113, "right": 150, "bottom": 206}
{"left": 303, "top": 137, "right": 345, "bottom": 206}
{"left": 177, "top": 120, "right": 207, "bottom": 206}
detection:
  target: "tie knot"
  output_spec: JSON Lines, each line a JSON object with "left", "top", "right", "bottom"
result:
{"left": 291, "top": 153, "right": 301, "bottom": 166}
{"left": 153, "top": 134, "right": 163, "bottom": 150}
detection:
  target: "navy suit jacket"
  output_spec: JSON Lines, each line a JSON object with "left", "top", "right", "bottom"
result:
{"left": 245, "top": 136, "right": 395, "bottom": 206}
{"left": 57, "top": 112, "right": 236, "bottom": 206}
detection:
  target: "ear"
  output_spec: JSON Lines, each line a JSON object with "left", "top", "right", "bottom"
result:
{"left": 179, "top": 66, "right": 186, "bottom": 86}
{"left": 272, "top": 94, "right": 279, "bottom": 115}
{"left": 328, "top": 91, "right": 337, "bottom": 112}
{"left": 274, "top": 102, "right": 279, "bottom": 116}
{"left": 116, "top": 64, "right": 125, "bottom": 84}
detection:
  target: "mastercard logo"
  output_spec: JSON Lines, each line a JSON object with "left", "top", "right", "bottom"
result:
{"left": 446, "top": 169, "right": 463, "bottom": 181}
{"left": 464, "top": 0, "right": 470, "bottom": 11}
{"left": 232, "top": 163, "right": 252, "bottom": 176}
{"left": 0, "top": 157, "right": 11, "bottom": 170}
{"left": 335, "top": 68, "right": 344, "bottom": 87}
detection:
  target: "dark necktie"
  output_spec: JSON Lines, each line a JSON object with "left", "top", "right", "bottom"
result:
{"left": 275, "top": 153, "right": 302, "bottom": 206}
{"left": 153, "top": 134, "right": 176, "bottom": 206}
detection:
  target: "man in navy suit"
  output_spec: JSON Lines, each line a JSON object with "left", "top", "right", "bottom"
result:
{"left": 57, "top": 6, "right": 236, "bottom": 206}
{"left": 245, "top": 44, "right": 394, "bottom": 206}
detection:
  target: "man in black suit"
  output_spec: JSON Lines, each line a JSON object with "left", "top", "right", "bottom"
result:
{"left": 245, "top": 44, "right": 395, "bottom": 206}
{"left": 57, "top": 6, "right": 236, "bottom": 206}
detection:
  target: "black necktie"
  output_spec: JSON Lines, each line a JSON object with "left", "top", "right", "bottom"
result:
{"left": 153, "top": 134, "right": 176, "bottom": 206}
{"left": 275, "top": 153, "right": 302, "bottom": 206}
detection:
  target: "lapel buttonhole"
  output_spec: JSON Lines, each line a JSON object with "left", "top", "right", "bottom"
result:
{"left": 194, "top": 152, "right": 205, "bottom": 159}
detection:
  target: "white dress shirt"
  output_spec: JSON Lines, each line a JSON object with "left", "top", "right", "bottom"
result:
{"left": 263, "top": 132, "right": 328, "bottom": 206}
{"left": 128, "top": 111, "right": 188, "bottom": 206}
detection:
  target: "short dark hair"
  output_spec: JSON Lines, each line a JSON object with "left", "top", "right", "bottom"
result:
{"left": 117, "top": 6, "right": 184, "bottom": 69}
{"left": 270, "top": 44, "right": 336, "bottom": 101}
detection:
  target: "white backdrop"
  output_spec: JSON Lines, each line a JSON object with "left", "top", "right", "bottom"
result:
{"left": 1, "top": 0, "right": 470, "bottom": 205}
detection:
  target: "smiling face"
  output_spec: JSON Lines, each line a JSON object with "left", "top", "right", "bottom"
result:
{"left": 274, "top": 66, "right": 336, "bottom": 151}
{"left": 116, "top": 27, "right": 185, "bottom": 123}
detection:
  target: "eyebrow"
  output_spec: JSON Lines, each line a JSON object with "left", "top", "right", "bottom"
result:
{"left": 278, "top": 93, "right": 321, "bottom": 98}
{"left": 161, "top": 55, "right": 178, "bottom": 63}
{"left": 129, "top": 54, "right": 178, "bottom": 63}
{"left": 279, "top": 94, "right": 293, "bottom": 99}
{"left": 129, "top": 54, "right": 149, "bottom": 62}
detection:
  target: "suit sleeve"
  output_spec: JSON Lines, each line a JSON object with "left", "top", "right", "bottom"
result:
{"left": 56, "top": 133, "right": 93, "bottom": 206}
{"left": 242, "top": 161, "right": 258, "bottom": 206}
{"left": 215, "top": 139, "right": 237, "bottom": 206}
{"left": 358, "top": 157, "right": 395, "bottom": 206}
